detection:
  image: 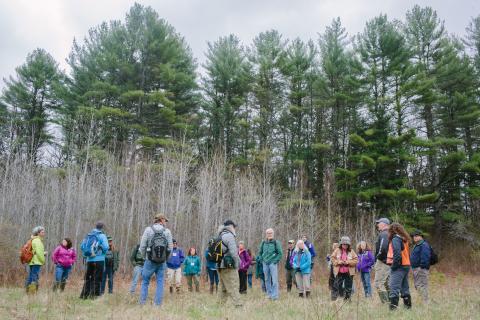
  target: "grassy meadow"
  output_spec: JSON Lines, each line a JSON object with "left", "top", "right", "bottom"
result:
{"left": 0, "top": 271, "right": 479, "bottom": 320}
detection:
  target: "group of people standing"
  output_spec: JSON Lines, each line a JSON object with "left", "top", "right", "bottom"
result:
{"left": 21, "top": 214, "right": 434, "bottom": 311}
{"left": 21, "top": 223, "right": 119, "bottom": 296}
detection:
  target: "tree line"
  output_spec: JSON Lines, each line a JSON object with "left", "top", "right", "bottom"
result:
{"left": 1, "top": 3, "right": 480, "bottom": 250}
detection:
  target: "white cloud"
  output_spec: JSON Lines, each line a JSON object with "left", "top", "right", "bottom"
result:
{"left": 0, "top": 0, "right": 478, "bottom": 86}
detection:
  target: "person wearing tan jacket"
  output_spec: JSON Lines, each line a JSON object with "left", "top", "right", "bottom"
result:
{"left": 331, "top": 236, "right": 358, "bottom": 301}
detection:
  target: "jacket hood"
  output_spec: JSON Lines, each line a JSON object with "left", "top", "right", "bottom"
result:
{"left": 217, "top": 224, "right": 236, "bottom": 236}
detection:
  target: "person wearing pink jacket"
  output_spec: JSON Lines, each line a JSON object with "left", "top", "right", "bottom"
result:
{"left": 52, "top": 238, "right": 77, "bottom": 292}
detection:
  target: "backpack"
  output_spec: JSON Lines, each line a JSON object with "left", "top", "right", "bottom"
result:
{"left": 19, "top": 239, "right": 34, "bottom": 264}
{"left": 429, "top": 244, "right": 439, "bottom": 266}
{"left": 81, "top": 231, "right": 101, "bottom": 258}
{"left": 261, "top": 240, "right": 279, "bottom": 256}
{"left": 148, "top": 226, "right": 168, "bottom": 263}
{"left": 206, "top": 235, "right": 227, "bottom": 264}
{"left": 105, "top": 250, "right": 114, "bottom": 261}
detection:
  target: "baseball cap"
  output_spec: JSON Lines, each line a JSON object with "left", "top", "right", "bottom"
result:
{"left": 375, "top": 218, "right": 391, "bottom": 225}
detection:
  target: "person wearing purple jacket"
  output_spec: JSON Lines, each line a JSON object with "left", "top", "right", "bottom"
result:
{"left": 356, "top": 241, "right": 375, "bottom": 297}
{"left": 238, "top": 241, "right": 251, "bottom": 294}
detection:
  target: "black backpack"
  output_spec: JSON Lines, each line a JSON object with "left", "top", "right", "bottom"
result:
{"left": 148, "top": 226, "right": 169, "bottom": 263}
{"left": 206, "top": 232, "right": 230, "bottom": 263}
{"left": 429, "top": 244, "right": 439, "bottom": 266}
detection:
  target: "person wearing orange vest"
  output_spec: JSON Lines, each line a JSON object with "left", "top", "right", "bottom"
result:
{"left": 386, "top": 223, "right": 412, "bottom": 310}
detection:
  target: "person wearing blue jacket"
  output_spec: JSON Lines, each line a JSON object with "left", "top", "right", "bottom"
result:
{"left": 167, "top": 239, "right": 185, "bottom": 293}
{"left": 410, "top": 230, "right": 431, "bottom": 303}
{"left": 80, "top": 222, "right": 109, "bottom": 299}
{"left": 302, "top": 235, "right": 316, "bottom": 269}
{"left": 293, "top": 240, "right": 312, "bottom": 298}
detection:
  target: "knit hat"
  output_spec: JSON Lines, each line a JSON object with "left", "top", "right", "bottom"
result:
{"left": 224, "top": 219, "right": 237, "bottom": 228}
{"left": 96, "top": 221, "right": 105, "bottom": 230}
{"left": 340, "top": 236, "right": 351, "bottom": 246}
{"left": 32, "top": 226, "right": 45, "bottom": 236}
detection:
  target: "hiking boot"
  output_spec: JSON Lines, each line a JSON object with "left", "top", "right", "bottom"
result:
{"left": 195, "top": 284, "right": 200, "bottom": 292}
{"left": 389, "top": 296, "right": 399, "bottom": 311}
{"left": 176, "top": 287, "right": 181, "bottom": 294}
{"left": 60, "top": 281, "right": 66, "bottom": 292}
{"left": 403, "top": 295, "right": 412, "bottom": 309}
{"left": 53, "top": 282, "right": 60, "bottom": 292}
{"left": 299, "top": 293, "right": 304, "bottom": 298}
{"left": 379, "top": 291, "right": 389, "bottom": 304}
{"left": 306, "top": 291, "right": 311, "bottom": 298}
{"left": 215, "top": 284, "right": 218, "bottom": 293}
{"left": 169, "top": 286, "right": 173, "bottom": 294}
{"left": 188, "top": 286, "right": 192, "bottom": 292}
{"left": 209, "top": 284, "right": 214, "bottom": 294}
{"left": 287, "top": 285, "right": 292, "bottom": 292}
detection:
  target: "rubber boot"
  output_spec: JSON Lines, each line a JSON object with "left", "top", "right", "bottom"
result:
{"left": 299, "top": 293, "right": 304, "bottom": 298}
{"left": 306, "top": 291, "right": 311, "bottom": 298}
{"left": 389, "top": 296, "right": 399, "bottom": 311}
{"left": 209, "top": 284, "right": 214, "bottom": 294}
{"left": 403, "top": 295, "right": 412, "bottom": 309}
{"left": 53, "top": 281, "right": 60, "bottom": 292}
{"left": 60, "top": 281, "right": 66, "bottom": 292}
{"left": 26, "top": 284, "right": 36, "bottom": 295}
{"left": 379, "top": 291, "right": 389, "bottom": 304}
{"left": 169, "top": 286, "right": 173, "bottom": 294}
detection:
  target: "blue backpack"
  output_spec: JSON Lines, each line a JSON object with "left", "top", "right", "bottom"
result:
{"left": 81, "top": 231, "right": 102, "bottom": 258}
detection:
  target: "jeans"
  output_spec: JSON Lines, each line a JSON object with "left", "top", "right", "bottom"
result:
{"left": 101, "top": 265, "right": 114, "bottom": 294}
{"left": 55, "top": 265, "right": 72, "bottom": 283}
{"left": 140, "top": 260, "right": 166, "bottom": 306}
{"left": 263, "top": 262, "right": 279, "bottom": 300}
{"left": 389, "top": 267, "right": 410, "bottom": 299}
{"left": 129, "top": 265, "right": 143, "bottom": 293}
{"left": 247, "top": 273, "right": 253, "bottom": 288}
{"left": 26, "top": 265, "right": 41, "bottom": 286}
{"left": 360, "top": 271, "right": 372, "bottom": 297}
{"left": 207, "top": 268, "right": 219, "bottom": 285}
{"left": 80, "top": 261, "right": 104, "bottom": 299}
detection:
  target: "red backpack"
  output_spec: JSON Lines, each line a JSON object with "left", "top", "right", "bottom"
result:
{"left": 20, "top": 239, "right": 34, "bottom": 264}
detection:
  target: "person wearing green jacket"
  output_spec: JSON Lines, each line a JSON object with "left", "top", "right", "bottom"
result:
{"left": 101, "top": 236, "right": 119, "bottom": 294}
{"left": 183, "top": 247, "right": 201, "bottom": 292}
{"left": 129, "top": 244, "right": 145, "bottom": 294}
{"left": 26, "top": 226, "right": 46, "bottom": 294}
{"left": 258, "top": 228, "right": 283, "bottom": 300}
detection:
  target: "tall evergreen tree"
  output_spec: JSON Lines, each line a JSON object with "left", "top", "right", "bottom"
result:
{"left": 202, "top": 35, "right": 252, "bottom": 160}
{"left": 1, "top": 49, "right": 63, "bottom": 163}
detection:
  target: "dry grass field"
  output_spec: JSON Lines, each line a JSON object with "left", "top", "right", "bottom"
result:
{"left": 0, "top": 271, "right": 479, "bottom": 320}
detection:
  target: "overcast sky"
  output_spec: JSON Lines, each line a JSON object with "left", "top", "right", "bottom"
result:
{"left": 1, "top": 0, "right": 479, "bottom": 85}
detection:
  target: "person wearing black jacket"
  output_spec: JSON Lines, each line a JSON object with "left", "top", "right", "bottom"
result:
{"left": 387, "top": 223, "right": 412, "bottom": 310}
{"left": 373, "top": 218, "right": 391, "bottom": 304}
{"left": 285, "top": 240, "right": 296, "bottom": 292}
{"left": 410, "top": 230, "right": 431, "bottom": 303}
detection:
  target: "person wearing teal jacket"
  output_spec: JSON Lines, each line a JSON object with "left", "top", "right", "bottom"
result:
{"left": 26, "top": 226, "right": 46, "bottom": 294}
{"left": 292, "top": 240, "right": 312, "bottom": 298}
{"left": 183, "top": 247, "right": 201, "bottom": 292}
{"left": 258, "top": 228, "right": 283, "bottom": 300}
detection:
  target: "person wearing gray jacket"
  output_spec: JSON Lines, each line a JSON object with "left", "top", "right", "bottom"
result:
{"left": 138, "top": 213, "right": 173, "bottom": 306}
{"left": 217, "top": 219, "right": 242, "bottom": 307}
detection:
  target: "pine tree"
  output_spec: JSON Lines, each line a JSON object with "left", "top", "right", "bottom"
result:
{"left": 1, "top": 48, "right": 63, "bottom": 163}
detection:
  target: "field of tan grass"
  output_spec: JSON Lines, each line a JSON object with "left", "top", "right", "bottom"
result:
{"left": 0, "top": 271, "right": 479, "bottom": 320}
